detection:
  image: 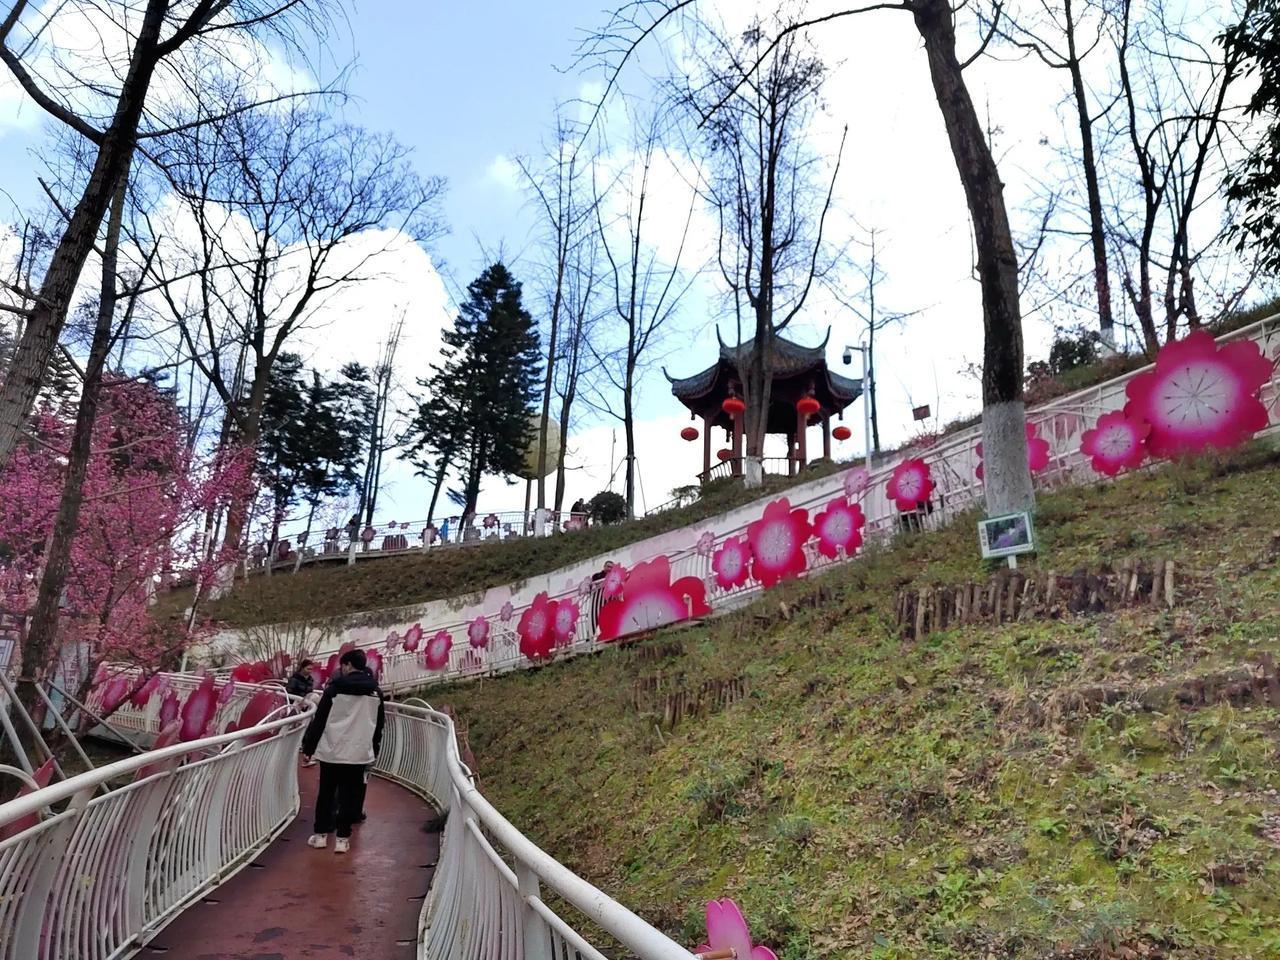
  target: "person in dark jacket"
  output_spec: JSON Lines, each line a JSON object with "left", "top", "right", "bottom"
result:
{"left": 285, "top": 659, "right": 315, "bottom": 698}
{"left": 302, "top": 649, "right": 385, "bottom": 854}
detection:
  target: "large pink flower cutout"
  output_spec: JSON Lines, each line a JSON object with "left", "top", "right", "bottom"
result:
{"left": 597, "top": 557, "right": 712, "bottom": 642}
{"left": 602, "top": 563, "right": 628, "bottom": 599}
{"left": 975, "top": 421, "right": 1051, "bottom": 481}
{"left": 467, "top": 616, "right": 490, "bottom": 649}
{"left": 216, "top": 679, "right": 237, "bottom": 706}
{"left": 712, "top": 536, "right": 752, "bottom": 590}
{"left": 423, "top": 630, "right": 453, "bottom": 670}
{"left": 158, "top": 689, "right": 180, "bottom": 728}
{"left": 1125, "top": 331, "right": 1272, "bottom": 458}
{"left": 1080, "top": 411, "right": 1151, "bottom": 476}
{"left": 886, "top": 458, "right": 935, "bottom": 510}
{"left": 97, "top": 674, "right": 131, "bottom": 714}
{"left": 518, "top": 592, "right": 559, "bottom": 661}
{"left": 402, "top": 623, "right": 423, "bottom": 652}
{"left": 554, "top": 599, "right": 581, "bottom": 645}
{"left": 499, "top": 600, "right": 515, "bottom": 623}
{"left": 365, "top": 649, "right": 384, "bottom": 679}
{"left": 812, "top": 497, "right": 866, "bottom": 559}
{"left": 746, "top": 498, "right": 812, "bottom": 588}
{"left": 696, "top": 530, "right": 716, "bottom": 557}
{"left": 577, "top": 576, "right": 593, "bottom": 599}
{"left": 179, "top": 674, "right": 218, "bottom": 742}
{"left": 842, "top": 466, "right": 870, "bottom": 499}
{"left": 129, "top": 672, "right": 166, "bottom": 708}
{"left": 696, "top": 899, "right": 778, "bottom": 960}
{"left": 384, "top": 629, "right": 401, "bottom": 652}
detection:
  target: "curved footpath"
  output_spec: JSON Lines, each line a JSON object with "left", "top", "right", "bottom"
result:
{"left": 148, "top": 764, "right": 438, "bottom": 959}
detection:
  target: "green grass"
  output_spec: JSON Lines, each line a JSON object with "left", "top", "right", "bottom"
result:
{"left": 169, "top": 465, "right": 841, "bottom": 628}
{"left": 425, "top": 441, "right": 1280, "bottom": 959}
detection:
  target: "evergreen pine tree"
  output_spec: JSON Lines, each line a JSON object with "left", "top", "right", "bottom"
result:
{"left": 402, "top": 262, "right": 541, "bottom": 520}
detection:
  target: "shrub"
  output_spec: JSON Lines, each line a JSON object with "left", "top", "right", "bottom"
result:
{"left": 588, "top": 490, "right": 628, "bottom": 525}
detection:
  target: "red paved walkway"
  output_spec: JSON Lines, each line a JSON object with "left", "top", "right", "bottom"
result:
{"left": 149, "top": 764, "right": 438, "bottom": 959}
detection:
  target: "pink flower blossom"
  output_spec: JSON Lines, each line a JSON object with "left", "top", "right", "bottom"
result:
{"left": 365, "top": 649, "right": 384, "bottom": 679}
{"left": 1124, "top": 331, "right": 1273, "bottom": 458}
{"left": 577, "top": 576, "right": 593, "bottom": 598}
{"left": 746, "top": 498, "right": 812, "bottom": 588}
{"left": 467, "top": 616, "right": 491, "bottom": 649}
{"left": 696, "top": 530, "right": 716, "bottom": 557}
{"left": 1080, "top": 411, "right": 1151, "bottom": 476}
{"left": 712, "top": 536, "right": 752, "bottom": 590}
{"left": 695, "top": 899, "right": 778, "bottom": 960}
{"left": 384, "top": 630, "right": 401, "bottom": 652}
{"left": 886, "top": 458, "right": 935, "bottom": 511}
{"left": 423, "top": 630, "right": 453, "bottom": 671}
{"left": 158, "top": 689, "right": 180, "bottom": 728}
{"left": 554, "top": 599, "right": 581, "bottom": 645}
{"left": 602, "top": 563, "right": 628, "bottom": 599}
{"left": 597, "top": 557, "right": 712, "bottom": 642}
{"left": 179, "top": 674, "right": 218, "bottom": 742}
{"left": 842, "top": 466, "right": 871, "bottom": 498}
{"left": 499, "top": 600, "right": 515, "bottom": 623}
{"left": 975, "top": 421, "right": 1051, "bottom": 481}
{"left": 216, "top": 680, "right": 237, "bottom": 706}
{"left": 129, "top": 672, "right": 165, "bottom": 709}
{"left": 402, "top": 623, "right": 424, "bottom": 652}
{"left": 812, "top": 497, "right": 866, "bottom": 559}
{"left": 518, "top": 593, "right": 559, "bottom": 661}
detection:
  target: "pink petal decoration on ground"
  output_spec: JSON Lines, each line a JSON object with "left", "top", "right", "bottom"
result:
{"left": 746, "top": 498, "right": 812, "bottom": 588}
{"left": 1124, "top": 330, "right": 1273, "bottom": 458}
{"left": 695, "top": 898, "right": 778, "bottom": 960}
{"left": 518, "top": 593, "right": 558, "bottom": 661}
{"left": 712, "top": 536, "right": 752, "bottom": 590}
{"left": 812, "top": 497, "right": 866, "bottom": 559}
{"left": 1080, "top": 410, "right": 1152, "bottom": 476}
{"left": 886, "top": 458, "right": 935, "bottom": 511}
{"left": 597, "top": 556, "right": 712, "bottom": 642}
{"left": 467, "top": 616, "right": 491, "bottom": 649}
{"left": 423, "top": 630, "right": 453, "bottom": 670}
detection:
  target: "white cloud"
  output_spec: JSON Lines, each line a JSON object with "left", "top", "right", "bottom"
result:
{"left": 485, "top": 154, "right": 523, "bottom": 191}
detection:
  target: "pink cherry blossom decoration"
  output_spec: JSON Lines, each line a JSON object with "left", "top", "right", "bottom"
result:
{"left": 602, "top": 563, "right": 628, "bottom": 599}
{"left": 746, "top": 497, "right": 812, "bottom": 588}
{"left": 402, "top": 623, "right": 423, "bottom": 652}
{"left": 384, "top": 630, "right": 401, "bottom": 652}
{"left": 467, "top": 616, "right": 491, "bottom": 649}
{"left": 886, "top": 458, "right": 935, "bottom": 511}
{"left": 712, "top": 536, "right": 752, "bottom": 590}
{"left": 518, "top": 592, "right": 558, "bottom": 661}
{"left": 179, "top": 674, "right": 218, "bottom": 742}
{"left": 577, "top": 576, "right": 593, "bottom": 598}
{"left": 1080, "top": 411, "right": 1151, "bottom": 476}
{"left": 1124, "top": 330, "right": 1273, "bottom": 458}
{"left": 695, "top": 898, "right": 778, "bottom": 960}
{"left": 975, "top": 421, "right": 1051, "bottom": 481}
{"left": 158, "top": 689, "right": 180, "bottom": 728}
{"left": 812, "top": 497, "right": 866, "bottom": 559}
{"left": 597, "top": 556, "right": 712, "bottom": 642}
{"left": 842, "top": 466, "right": 870, "bottom": 498}
{"left": 216, "top": 680, "right": 237, "bottom": 706}
{"left": 423, "top": 630, "right": 453, "bottom": 670}
{"left": 499, "top": 600, "right": 515, "bottom": 623}
{"left": 696, "top": 530, "right": 716, "bottom": 557}
{"left": 553, "top": 598, "right": 581, "bottom": 645}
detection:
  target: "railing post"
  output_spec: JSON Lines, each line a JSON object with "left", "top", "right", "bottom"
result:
{"left": 517, "top": 861, "right": 553, "bottom": 960}
{"left": 12, "top": 786, "right": 92, "bottom": 956}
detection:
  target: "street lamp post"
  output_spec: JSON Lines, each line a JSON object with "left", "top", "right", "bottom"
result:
{"left": 843, "top": 343, "right": 873, "bottom": 471}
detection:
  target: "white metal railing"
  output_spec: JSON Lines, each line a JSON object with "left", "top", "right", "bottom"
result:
{"left": 299, "top": 313, "right": 1280, "bottom": 694}
{"left": 0, "top": 701, "right": 312, "bottom": 960}
{"left": 376, "top": 700, "right": 695, "bottom": 960}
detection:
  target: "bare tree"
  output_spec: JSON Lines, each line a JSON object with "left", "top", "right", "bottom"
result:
{"left": 584, "top": 0, "right": 1038, "bottom": 513}
{"left": 553, "top": 226, "right": 606, "bottom": 510}
{"left": 0, "top": 0, "right": 331, "bottom": 468}
{"left": 592, "top": 110, "right": 699, "bottom": 515}
{"left": 679, "top": 17, "right": 845, "bottom": 482}
{"left": 141, "top": 98, "right": 444, "bottom": 585}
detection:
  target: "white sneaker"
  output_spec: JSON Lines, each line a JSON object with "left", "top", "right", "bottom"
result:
{"left": 334, "top": 837, "right": 350, "bottom": 854}
{"left": 306, "top": 834, "right": 328, "bottom": 849}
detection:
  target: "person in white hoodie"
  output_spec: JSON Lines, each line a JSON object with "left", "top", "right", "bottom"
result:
{"left": 301, "top": 649, "right": 385, "bottom": 853}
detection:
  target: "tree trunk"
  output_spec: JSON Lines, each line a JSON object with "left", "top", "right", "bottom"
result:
{"left": 537, "top": 276, "right": 563, "bottom": 510}
{"left": 13, "top": 168, "right": 129, "bottom": 754}
{"left": 1063, "top": 0, "right": 1114, "bottom": 344}
{"left": 427, "top": 451, "right": 450, "bottom": 524}
{"left": 623, "top": 356, "right": 636, "bottom": 516}
{"left": 553, "top": 382, "right": 574, "bottom": 511}
{"left": 913, "top": 0, "right": 1032, "bottom": 515}
{"left": 0, "top": 0, "right": 169, "bottom": 470}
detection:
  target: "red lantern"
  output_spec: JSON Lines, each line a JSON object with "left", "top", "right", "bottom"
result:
{"left": 832, "top": 425, "right": 852, "bottom": 441}
{"left": 722, "top": 396, "right": 745, "bottom": 416}
{"left": 680, "top": 426, "right": 699, "bottom": 442}
{"left": 716, "top": 448, "right": 733, "bottom": 461}
{"left": 797, "top": 395, "right": 821, "bottom": 417}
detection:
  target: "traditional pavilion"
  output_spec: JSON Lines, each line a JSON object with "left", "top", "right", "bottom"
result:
{"left": 665, "top": 330, "right": 864, "bottom": 482}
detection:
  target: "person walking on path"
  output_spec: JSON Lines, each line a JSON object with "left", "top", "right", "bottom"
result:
{"left": 302, "top": 649, "right": 385, "bottom": 854}
{"left": 286, "top": 659, "right": 315, "bottom": 698}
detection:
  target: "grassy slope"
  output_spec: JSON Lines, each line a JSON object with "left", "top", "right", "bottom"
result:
{"left": 430, "top": 442, "right": 1280, "bottom": 959}
{"left": 163, "top": 467, "right": 838, "bottom": 628}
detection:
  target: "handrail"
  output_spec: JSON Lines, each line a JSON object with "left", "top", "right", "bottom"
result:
{"left": 377, "top": 699, "right": 695, "bottom": 960}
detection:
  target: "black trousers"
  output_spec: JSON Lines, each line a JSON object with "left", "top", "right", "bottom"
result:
{"left": 314, "top": 762, "right": 364, "bottom": 838}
